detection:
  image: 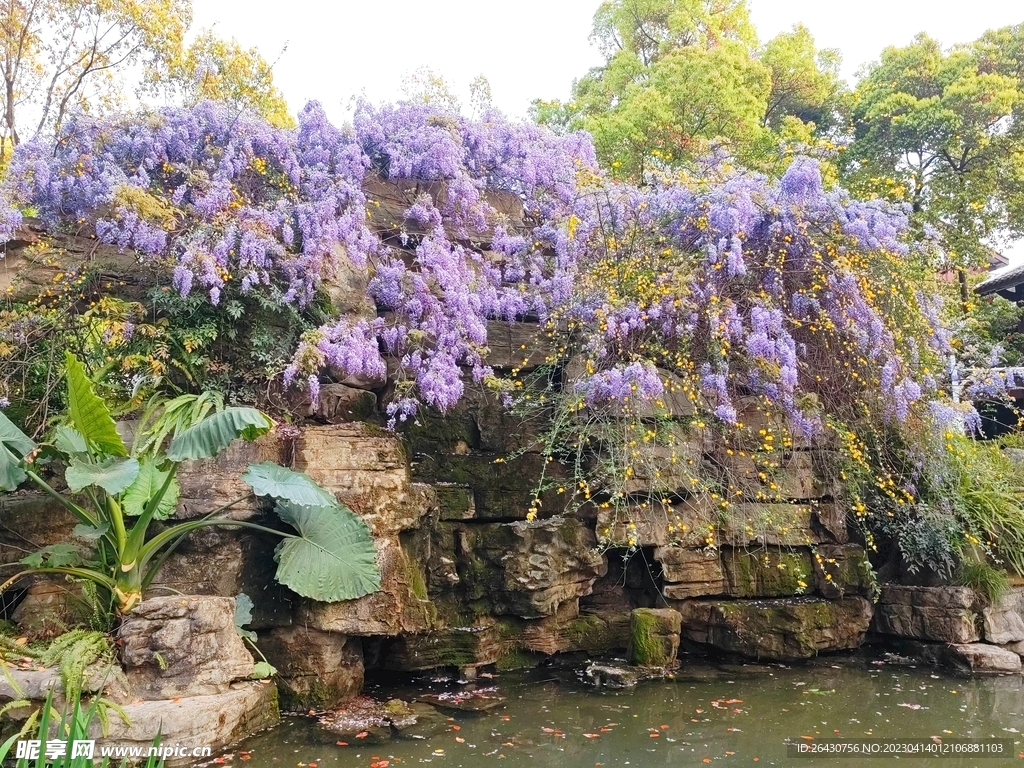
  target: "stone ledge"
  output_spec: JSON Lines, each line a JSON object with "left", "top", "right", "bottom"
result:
{"left": 92, "top": 682, "right": 279, "bottom": 766}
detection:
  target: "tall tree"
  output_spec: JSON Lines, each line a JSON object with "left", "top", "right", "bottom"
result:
{"left": 845, "top": 31, "right": 1024, "bottom": 270}
{"left": 534, "top": 0, "right": 842, "bottom": 181}
{"left": 163, "top": 29, "right": 293, "bottom": 128}
{"left": 0, "top": 0, "right": 191, "bottom": 146}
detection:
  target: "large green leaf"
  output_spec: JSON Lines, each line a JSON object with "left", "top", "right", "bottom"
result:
{"left": 65, "top": 457, "right": 140, "bottom": 494}
{"left": 273, "top": 501, "right": 380, "bottom": 602}
{"left": 0, "top": 411, "right": 31, "bottom": 490}
{"left": 52, "top": 425, "right": 89, "bottom": 455}
{"left": 121, "top": 459, "right": 180, "bottom": 518}
{"left": 64, "top": 352, "right": 127, "bottom": 457}
{"left": 0, "top": 410, "right": 34, "bottom": 457}
{"left": 0, "top": 452, "right": 26, "bottom": 491}
{"left": 165, "top": 407, "right": 273, "bottom": 462}
{"left": 242, "top": 462, "right": 336, "bottom": 507}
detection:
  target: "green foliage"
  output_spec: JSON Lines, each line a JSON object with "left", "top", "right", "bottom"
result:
{"left": 162, "top": 29, "right": 294, "bottom": 128}
{"left": 0, "top": 686, "right": 159, "bottom": 768}
{"left": 273, "top": 501, "right": 382, "bottom": 602}
{"left": 133, "top": 391, "right": 225, "bottom": 459}
{"left": 845, "top": 30, "right": 1024, "bottom": 269}
{"left": 64, "top": 352, "right": 127, "bottom": 458}
{"left": 957, "top": 558, "right": 1010, "bottom": 603}
{"left": 164, "top": 407, "right": 272, "bottom": 461}
{"left": 536, "top": 0, "right": 844, "bottom": 179}
{"left": 0, "top": 354, "right": 381, "bottom": 617}
{"left": 241, "top": 461, "right": 337, "bottom": 507}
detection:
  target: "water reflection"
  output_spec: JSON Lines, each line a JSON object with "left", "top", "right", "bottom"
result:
{"left": 230, "top": 657, "right": 1024, "bottom": 768}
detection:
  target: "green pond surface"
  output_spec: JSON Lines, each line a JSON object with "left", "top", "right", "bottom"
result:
{"left": 231, "top": 656, "right": 1024, "bottom": 768}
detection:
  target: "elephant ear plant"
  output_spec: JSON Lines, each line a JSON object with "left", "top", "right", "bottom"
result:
{"left": 0, "top": 352, "right": 381, "bottom": 614}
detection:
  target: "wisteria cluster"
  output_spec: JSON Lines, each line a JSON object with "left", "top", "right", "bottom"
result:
{"left": 0, "top": 101, "right": 373, "bottom": 307}
{"left": 4, "top": 97, "right": 1023, "bottom": 570}
{"left": 0, "top": 100, "right": 970, "bottom": 433}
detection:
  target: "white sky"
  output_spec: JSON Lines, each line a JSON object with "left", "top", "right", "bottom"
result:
{"left": 191, "top": 0, "right": 1024, "bottom": 120}
{"left": 191, "top": 0, "right": 1024, "bottom": 259}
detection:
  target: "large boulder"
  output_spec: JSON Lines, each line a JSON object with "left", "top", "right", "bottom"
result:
{"left": 454, "top": 517, "right": 606, "bottom": 618}
{"left": 982, "top": 586, "right": 1024, "bottom": 645}
{"left": 718, "top": 503, "right": 819, "bottom": 547}
{"left": 119, "top": 596, "right": 254, "bottom": 699}
{"left": 872, "top": 585, "right": 982, "bottom": 644}
{"left": 175, "top": 435, "right": 284, "bottom": 518}
{"left": 0, "top": 494, "right": 79, "bottom": 571}
{"left": 910, "top": 642, "right": 1023, "bottom": 675}
{"left": 11, "top": 581, "right": 93, "bottom": 639}
{"left": 628, "top": 608, "right": 681, "bottom": 667}
{"left": 675, "top": 596, "right": 873, "bottom": 660}
{"left": 146, "top": 526, "right": 293, "bottom": 629}
{"left": 292, "top": 424, "right": 433, "bottom": 535}
{"left": 720, "top": 547, "right": 814, "bottom": 598}
{"left": 413, "top": 452, "right": 567, "bottom": 520}
{"left": 92, "top": 682, "right": 278, "bottom": 766}
{"left": 260, "top": 627, "right": 363, "bottom": 711}
{"left": 656, "top": 546, "right": 726, "bottom": 599}
{"left": 298, "top": 536, "right": 436, "bottom": 635}
{"left": 812, "top": 544, "right": 872, "bottom": 599}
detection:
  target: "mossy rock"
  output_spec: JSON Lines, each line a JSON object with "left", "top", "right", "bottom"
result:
{"left": 676, "top": 596, "right": 872, "bottom": 660}
{"left": 627, "top": 608, "right": 681, "bottom": 667}
{"left": 722, "top": 547, "right": 814, "bottom": 597}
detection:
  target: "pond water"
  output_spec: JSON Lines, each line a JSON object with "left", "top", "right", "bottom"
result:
{"left": 230, "top": 656, "right": 1024, "bottom": 768}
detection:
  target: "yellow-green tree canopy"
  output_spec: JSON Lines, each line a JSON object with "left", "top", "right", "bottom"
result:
{"left": 164, "top": 30, "right": 294, "bottom": 128}
{"left": 0, "top": 0, "right": 192, "bottom": 145}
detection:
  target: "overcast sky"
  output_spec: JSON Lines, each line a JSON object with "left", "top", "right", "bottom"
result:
{"left": 191, "top": 0, "right": 1023, "bottom": 120}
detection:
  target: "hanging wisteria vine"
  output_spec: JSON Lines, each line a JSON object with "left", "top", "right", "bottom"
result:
{"left": 3, "top": 99, "right": 1023, "bottom": 574}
